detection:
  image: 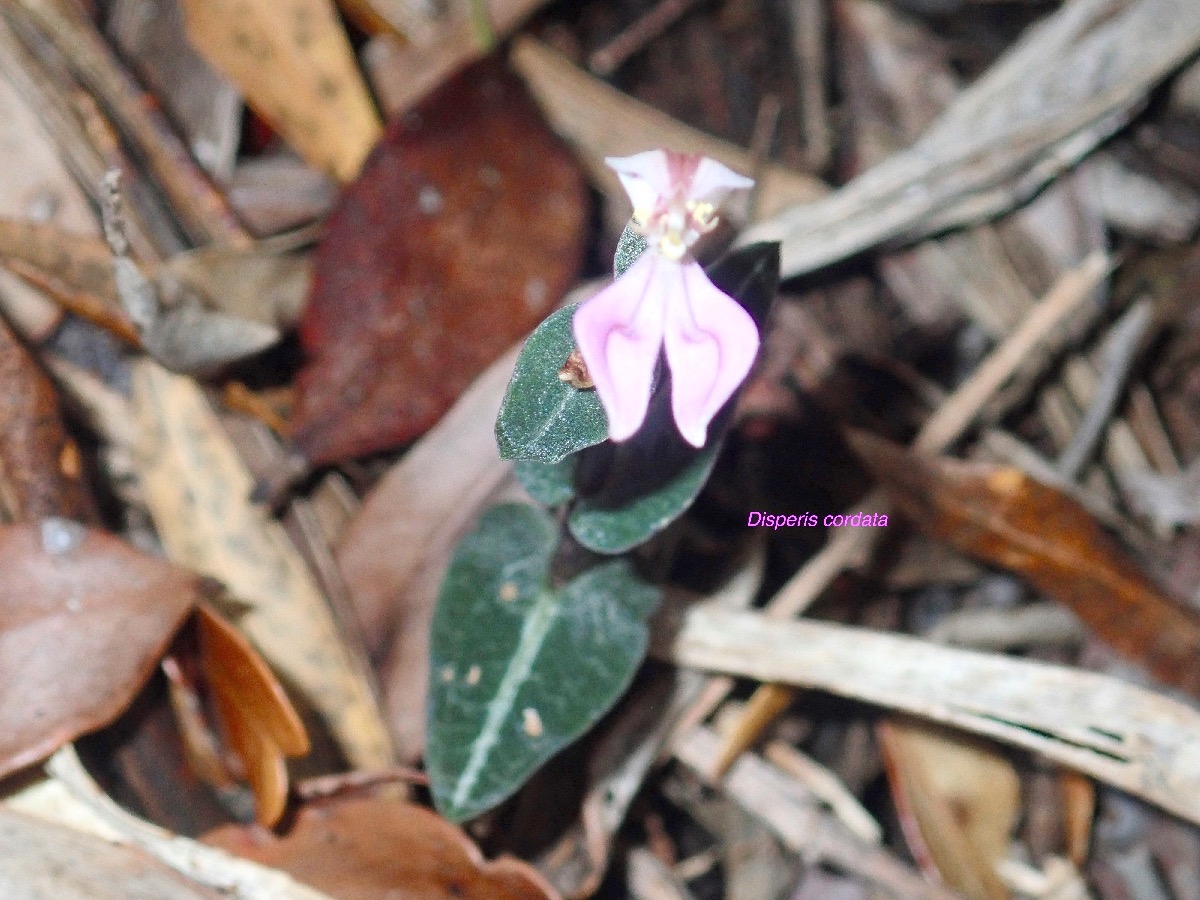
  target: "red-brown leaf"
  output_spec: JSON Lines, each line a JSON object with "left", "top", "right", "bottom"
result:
{"left": 290, "top": 58, "right": 587, "bottom": 465}
{"left": 0, "top": 522, "right": 201, "bottom": 777}
{"left": 849, "top": 430, "right": 1200, "bottom": 694}
{"left": 203, "top": 795, "right": 560, "bottom": 900}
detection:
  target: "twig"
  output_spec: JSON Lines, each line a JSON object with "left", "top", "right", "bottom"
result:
{"left": 295, "top": 766, "right": 428, "bottom": 800}
{"left": 43, "top": 745, "right": 334, "bottom": 899}
{"left": 588, "top": 0, "right": 703, "bottom": 76}
{"left": 763, "top": 740, "right": 883, "bottom": 845}
{"left": 771, "top": 250, "right": 1110, "bottom": 622}
{"left": 11, "top": 0, "right": 250, "bottom": 248}
{"left": 785, "top": 0, "right": 832, "bottom": 173}
{"left": 0, "top": 13, "right": 161, "bottom": 258}
{"left": 1056, "top": 299, "right": 1153, "bottom": 480}
{"left": 676, "top": 727, "right": 958, "bottom": 900}
{"left": 705, "top": 252, "right": 1111, "bottom": 772}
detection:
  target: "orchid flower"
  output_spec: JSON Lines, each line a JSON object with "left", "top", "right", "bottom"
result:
{"left": 573, "top": 150, "right": 758, "bottom": 448}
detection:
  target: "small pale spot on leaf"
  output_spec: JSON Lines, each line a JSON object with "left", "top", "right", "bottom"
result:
{"left": 466, "top": 665, "right": 481, "bottom": 685}
{"left": 440, "top": 665, "right": 455, "bottom": 682}
{"left": 499, "top": 582, "right": 519, "bottom": 602}
{"left": 522, "top": 708, "right": 543, "bottom": 738}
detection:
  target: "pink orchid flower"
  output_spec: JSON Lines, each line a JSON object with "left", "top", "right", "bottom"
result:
{"left": 573, "top": 150, "right": 759, "bottom": 448}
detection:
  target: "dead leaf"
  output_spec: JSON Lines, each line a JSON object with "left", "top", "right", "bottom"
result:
{"left": 0, "top": 807, "right": 221, "bottom": 900}
{"left": 203, "top": 795, "right": 560, "bottom": 900}
{"left": 0, "top": 316, "right": 97, "bottom": 522}
{"left": 162, "top": 246, "right": 310, "bottom": 330}
{"left": 847, "top": 430, "right": 1200, "bottom": 696}
{"left": 878, "top": 718, "right": 1020, "bottom": 900}
{"left": 357, "top": 1, "right": 553, "bottom": 118}
{"left": 132, "top": 360, "right": 396, "bottom": 770}
{"left": 0, "top": 520, "right": 202, "bottom": 778}
{"left": 509, "top": 38, "right": 826, "bottom": 224}
{"left": 102, "top": 174, "right": 282, "bottom": 375}
{"left": 291, "top": 59, "right": 587, "bottom": 466}
{"left": 194, "top": 603, "right": 310, "bottom": 825}
{"left": 180, "top": 0, "right": 381, "bottom": 182}
{"left": 109, "top": 0, "right": 242, "bottom": 183}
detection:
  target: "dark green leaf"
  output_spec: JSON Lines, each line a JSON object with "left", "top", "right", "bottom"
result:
{"left": 514, "top": 457, "right": 576, "bottom": 507}
{"left": 494, "top": 304, "right": 608, "bottom": 463}
{"left": 614, "top": 223, "right": 649, "bottom": 278}
{"left": 566, "top": 242, "right": 781, "bottom": 554}
{"left": 426, "top": 503, "right": 660, "bottom": 822}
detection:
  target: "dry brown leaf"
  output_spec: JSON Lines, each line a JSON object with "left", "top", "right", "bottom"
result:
{"left": 291, "top": 59, "right": 587, "bottom": 465}
{"left": 879, "top": 719, "right": 1020, "bottom": 900}
{"left": 196, "top": 603, "right": 310, "bottom": 826}
{"left": 0, "top": 807, "right": 221, "bottom": 900}
{"left": 0, "top": 521, "right": 201, "bottom": 778}
{"left": 131, "top": 360, "right": 395, "bottom": 770}
{"left": 0, "top": 316, "right": 97, "bottom": 522}
{"left": 181, "top": 0, "right": 382, "bottom": 182}
{"left": 162, "top": 246, "right": 310, "bottom": 330}
{"left": 358, "top": 0, "right": 552, "bottom": 117}
{"left": 203, "top": 795, "right": 559, "bottom": 900}
{"left": 847, "top": 430, "right": 1200, "bottom": 695}
{"left": 509, "top": 37, "right": 826, "bottom": 223}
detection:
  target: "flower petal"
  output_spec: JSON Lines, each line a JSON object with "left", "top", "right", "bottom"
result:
{"left": 573, "top": 254, "right": 667, "bottom": 442}
{"left": 605, "top": 151, "right": 672, "bottom": 218}
{"left": 689, "top": 157, "right": 754, "bottom": 206}
{"left": 662, "top": 261, "right": 760, "bottom": 447}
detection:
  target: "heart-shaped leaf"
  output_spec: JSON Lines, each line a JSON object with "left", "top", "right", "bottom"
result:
{"left": 494, "top": 303, "right": 608, "bottom": 463}
{"left": 567, "top": 242, "right": 781, "bottom": 554}
{"left": 426, "top": 503, "right": 660, "bottom": 822}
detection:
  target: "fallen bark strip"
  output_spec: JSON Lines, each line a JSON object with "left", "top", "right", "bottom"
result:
{"left": 742, "top": 0, "right": 1200, "bottom": 277}
{"left": 658, "top": 605, "right": 1200, "bottom": 827}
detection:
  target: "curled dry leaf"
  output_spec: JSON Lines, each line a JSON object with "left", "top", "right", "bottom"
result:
{"left": 0, "top": 520, "right": 202, "bottom": 778}
{"left": 847, "top": 430, "right": 1200, "bottom": 696}
{"left": 291, "top": 59, "right": 587, "bottom": 466}
{"left": 203, "top": 795, "right": 559, "bottom": 900}
{"left": 878, "top": 719, "right": 1020, "bottom": 900}
{"left": 180, "top": 0, "right": 382, "bottom": 183}
{"left": 195, "top": 603, "right": 310, "bottom": 826}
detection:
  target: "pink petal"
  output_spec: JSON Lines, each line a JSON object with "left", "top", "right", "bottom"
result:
{"left": 573, "top": 254, "right": 668, "bottom": 442}
{"left": 662, "top": 261, "right": 760, "bottom": 448}
{"left": 604, "top": 151, "right": 672, "bottom": 215}
{"left": 689, "top": 157, "right": 754, "bottom": 206}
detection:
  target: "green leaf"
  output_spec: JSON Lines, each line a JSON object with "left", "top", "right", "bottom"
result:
{"left": 614, "top": 223, "right": 648, "bottom": 278}
{"left": 494, "top": 304, "right": 608, "bottom": 464}
{"left": 566, "top": 242, "right": 782, "bottom": 554}
{"left": 514, "top": 457, "right": 576, "bottom": 507}
{"left": 426, "top": 503, "right": 660, "bottom": 822}
{"left": 568, "top": 415, "right": 723, "bottom": 554}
